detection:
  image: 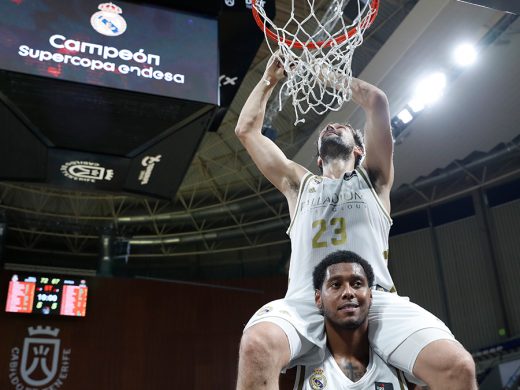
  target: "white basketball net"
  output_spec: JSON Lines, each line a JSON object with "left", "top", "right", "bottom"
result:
{"left": 254, "top": 0, "right": 377, "bottom": 124}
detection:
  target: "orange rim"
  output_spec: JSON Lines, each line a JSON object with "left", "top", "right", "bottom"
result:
{"left": 252, "top": 0, "right": 379, "bottom": 50}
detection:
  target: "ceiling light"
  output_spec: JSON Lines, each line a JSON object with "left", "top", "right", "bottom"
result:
{"left": 408, "top": 98, "right": 425, "bottom": 113}
{"left": 397, "top": 108, "right": 413, "bottom": 124}
{"left": 413, "top": 72, "right": 447, "bottom": 106}
{"left": 454, "top": 43, "right": 477, "bottom": 67}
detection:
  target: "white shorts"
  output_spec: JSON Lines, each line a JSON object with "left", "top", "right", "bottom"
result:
{"left": 245, "top": 295, "right": 327, "bottom": 367}
{"left": 244, "top": 290, "right": 455, "bottom": 378}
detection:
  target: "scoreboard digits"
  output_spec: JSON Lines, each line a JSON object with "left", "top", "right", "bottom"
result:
{"left": 5, "top": 274, "right": 88, "bottom": 317}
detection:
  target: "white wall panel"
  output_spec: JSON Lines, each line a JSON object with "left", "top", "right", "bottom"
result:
{"left": 389, "top": 229, "right": 447, "bottom": 322}
{"left": 490, "top": 199, "right": 520, "bottom": 336}
{"left": 436, "top": 217, "right": 502, "bottom": 350}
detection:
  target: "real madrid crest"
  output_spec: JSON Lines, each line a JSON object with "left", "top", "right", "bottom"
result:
{"left": 91, "top": 2, "right": 127, "bottom": 36}
{"left": 309, "top": 367, "right": 327, "bottom": 389}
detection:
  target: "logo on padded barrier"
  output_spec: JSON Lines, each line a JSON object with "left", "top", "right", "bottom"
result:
{"left": 8, "top": 326, "right": 71, "bottom": 389}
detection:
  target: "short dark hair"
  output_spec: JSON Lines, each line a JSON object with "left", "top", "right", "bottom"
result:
{"left": 315, "top": 124, "right": 365, "bottom": 172}
{"left": 312, "top": 250, "right": 375, "bottom": 290}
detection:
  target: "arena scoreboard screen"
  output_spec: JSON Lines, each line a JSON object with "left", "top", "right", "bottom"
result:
{"left": 5, "top": 274, "right": 89, "bottom": 317}
{"left": 0, "top": 0, "right": 219, "bottom": 104}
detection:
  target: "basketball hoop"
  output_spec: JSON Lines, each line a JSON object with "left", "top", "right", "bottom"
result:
{"left": 252, "top": 0, "right": 379, "bottom": 124}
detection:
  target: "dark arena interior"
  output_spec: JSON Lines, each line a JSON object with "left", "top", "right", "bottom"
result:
{"left": 0, "top": 0, "right": 519, "bottom": 389}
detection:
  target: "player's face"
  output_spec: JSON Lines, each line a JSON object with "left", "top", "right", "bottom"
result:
{"left": 318, "top": 262, "right": 371, "bottom": 330}
{"left": 318, "top": 123, "right": 355, "bottom": 148}
{"left": 317, "top": 123, "right": 356, "bottom": 163}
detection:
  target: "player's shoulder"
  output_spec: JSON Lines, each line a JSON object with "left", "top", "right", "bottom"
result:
{"left": 285, "top": 165, "right": 313, "bottom": 191}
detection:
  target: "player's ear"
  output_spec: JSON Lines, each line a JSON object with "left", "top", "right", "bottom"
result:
{"left": 353, "top": 145, "right": 364, "bottom": 158}
{"left": 315, "top": 289, "right": 322, "bottom": 310}
{"left": 317, "top": 156, "right": 323, "bottom": 170}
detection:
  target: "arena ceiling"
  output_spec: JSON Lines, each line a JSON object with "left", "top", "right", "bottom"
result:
{"left": 1, "top": 0, "right": 519, "bottom": 280}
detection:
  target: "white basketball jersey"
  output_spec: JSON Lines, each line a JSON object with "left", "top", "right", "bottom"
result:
{"left": 287, "top": 167, "right": 394, "bottom": 300}
{"left": 298, "top": 348, "right": 408, "bottom": 390}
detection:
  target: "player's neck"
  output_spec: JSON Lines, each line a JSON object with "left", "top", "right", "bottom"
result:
{"left": 325, "top": 320, "right": 370, "bottom": 363}
{"left": 322, "top": 157, "right": 356, "bottom": 179}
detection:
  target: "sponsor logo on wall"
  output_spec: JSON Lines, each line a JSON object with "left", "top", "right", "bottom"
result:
{"left": 224, "top": 0, "right": 267, "bottom": 8}
{"left": 91, "top": 2, "right": 127, "bottom": 37}
{"left": 138, "top": 154, "right": 162, "bottom": 185}
{"left": 8, "top": 326, "right": 71, "bottom": 390}
{"left": 219, "top": 74, "right": 238, "bottom": 87}
{"left": 245, "top": 0, "right": 266, "bottom": 9}
{"left": 60, "top": 161, "right": 114, "bottom": 183}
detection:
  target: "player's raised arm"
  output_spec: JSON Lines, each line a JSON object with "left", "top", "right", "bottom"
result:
{"left": 350, "top": 78, "right": 394, "bottom": 212}
{"left": 235, "top": 54, "right": 308, "bottom": 199}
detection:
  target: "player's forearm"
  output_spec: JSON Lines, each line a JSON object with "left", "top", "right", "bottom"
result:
{"left": 235, "top": 81, "right": 274, "bottom": 139}
{"left": 354, "top": 76, "right": 393, "bottom": 191}
{"left": 350, "top": 77, "right": 388, "bottom": 113}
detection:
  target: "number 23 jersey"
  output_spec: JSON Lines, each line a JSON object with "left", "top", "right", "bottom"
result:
{"left": 286, "top": 167, "right": 394, "bottom": 299}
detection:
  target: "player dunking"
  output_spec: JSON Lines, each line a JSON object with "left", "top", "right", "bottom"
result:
{"left": 234, "top": 54, "right": 476, "bottom": 389}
